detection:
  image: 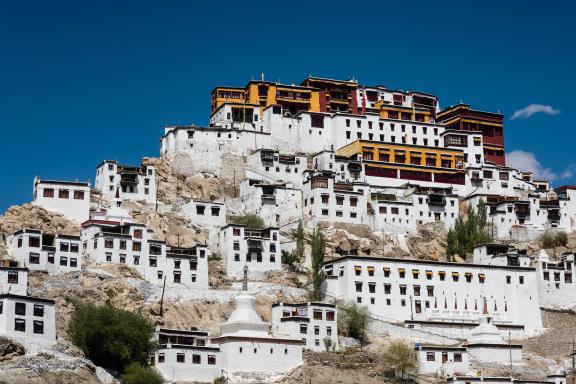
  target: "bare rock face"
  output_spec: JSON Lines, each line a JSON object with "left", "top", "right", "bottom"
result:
{"left": 0, "top": 337, "right": 25, "bottom": 362}
{"left": 0, "top": 203, "right": 80, "bottom": 241}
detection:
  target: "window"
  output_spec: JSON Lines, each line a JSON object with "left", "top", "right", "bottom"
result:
{"left": 368, "top": 282, "right": 376, "bottom": 293}
{"left": 196, "top": 205, "right": 205, "bottom": 215}
{"left": 208, "top": 355, "right": 216, "bottom": 365}
{"left": 173, "top": 272, "right": 181, "bottom": 283}
{"left": 384, "top": 284, "right": 391, "bottom": 294}
{"left": 427, "top": 286, "right": 434, "bottom": 297}
{"left": 565, "top": 273, "right": 572, "bottom": 283}
{"left": 29, "top": 236, "right": 40, "bottom": 248}
{"left": 33, "top": 320, "right": 44, "bottom": 334}
{"left": 43, "top": 188, "right": 54, "bottom": 198}
{"left": 70, "top": 243, "right": 79, "bottom": 253}
{"left": 399, "top": 285, "right": 407, "bottom": 295}
{"left": 506, "top": 275, "right": 511, "bottom": 284}
{"left": 314, "top": 325, "right": 320, "bottom": 335}
{"left": 355, "top": 281, "right": 363, "bottom": 292}
{"left": 211, "top": 206, "right": 220, "bottom": 216}
{"left": 29, "top": 253, "right": 40, "bottom": 264}
{"left": 233, "top": 241, "right": 240, "bottom": 251}
{"left": 33, "top": 304, "right": 44, "bottom": 317}
{"left": 452, "top": 272, "right": 459, "bottom": 282}
{"left": 119, "top": 240, "right": 126, "bottom": 250}
{"left": 383, "top": 268, "right": 390, "bottom": 277}
{"left": 399, "top": 269, "right": 405, "bottom": 278}
{"left": 300, "top": 324, "right": 307, "bottom": 334}
{"left": 350, "top": 197, "right": 358, "bottom": 207}
{"left": 104, "top": 239, "right": 113, "bottom": 249}
{"left": 479, "top": 274, "right": 486, "bottom": 283}
{"left": 149, "top": 258, "right": 157, "bottom": 267}
{"left": 438, "top": 271, "right": 446, "bottom": 281}
{"left": 413, "top": 285, "right": 421, "bottom": 296}
{"left": 465, "top": 273, "right": 472, "bottom": 283}
{"left": 313, "top": 310, "right": 322, "bottom": 320}
{"left": 74, "top": 190, "right": 85, "bottom": 200}
{"left": 519, "top": 276, "right": 524, "bottom": 284}
{"left": 15, "top": 302, "right": 26, "bottom": 315}
{"left": 158, "top": 354, "right": 165, "bottom": 363}
{"left": 14, "top": 319, "right": 25, "bottom": 332}
{"left": 543, "top": 271, "right": 550, "bottom": 281}
{"left": 59, "top": 189, "right": 69, "bottom": 199}
{"left": 60, "top": 257, "right": 68, "bottom": 266}
{"left": 134, "top": 229, "right": 143, "bottom": 239}
{"left": 326, "top": 311, "right": 335, "bottom": 321}
{"left": 454, "top": 353, "right": 462, "bottom": 362}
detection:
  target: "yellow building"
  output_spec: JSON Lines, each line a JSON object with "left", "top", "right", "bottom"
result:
{"left": 337, "top": 140, "right": 466, "bottom": 184}
{"left": 211, "top": 80, "right": 320, "bottom": 115}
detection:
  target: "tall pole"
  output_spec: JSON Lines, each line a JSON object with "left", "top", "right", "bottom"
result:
{"left": 159, "top": 275, "right": 167, "bottom": 317}
{"left": 572, "top": 339, "right": 576, "bottom": 381}
{"left": 410, "top": 295, "right": 414, "bottom": 321}
{"left": 508, "top": 331, "right": 512, "bottom": 371}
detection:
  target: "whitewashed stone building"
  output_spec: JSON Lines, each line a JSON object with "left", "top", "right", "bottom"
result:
{"left": 152, "top": 273, "right": 303, "bottom": 382}
{"left": 271, "top": 302, "right": 338, "bottom": 352}
{"left": 322, "top": 255, "right": 542, "bottom": 333}
{"left": 95, "top": 160, "right": 156, "bottom": 204}
{"left": 7, "top": 229, "right": 81, "bottom": 274}
{"left": 0, "top": 268, "right": 56, "bottom": 344}
{"left": 218, "top": 224, "right": 281, "bottom": 278}
{"left": 32, "top": 177, "right": 90, "bottom": 223}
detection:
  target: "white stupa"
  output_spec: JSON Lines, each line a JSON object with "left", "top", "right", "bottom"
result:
{"left": 212, "top": 265, "right": 303, "bottom": 375}
{"left": 465, "top": 298, "right": 522, "bottom": 364}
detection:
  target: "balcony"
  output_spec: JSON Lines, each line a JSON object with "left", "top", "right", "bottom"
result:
{"left": 120, "top": 174, "right": 139, "bottom": 185}
{"left": 333, "top": 182, "right": 354, "bottom": 192}
{"left": 428, "top": 194, "right": 447, "bottom": 206}
{"left": 247, "top": 239, "right": 263, "bottom": 252}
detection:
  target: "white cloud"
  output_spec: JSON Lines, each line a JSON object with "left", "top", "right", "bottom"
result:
{"left": 506, "top": 150, "right": 575, "bottom": 182}
{"left": 510, "top": 104, "right": 560, "bottom": 120}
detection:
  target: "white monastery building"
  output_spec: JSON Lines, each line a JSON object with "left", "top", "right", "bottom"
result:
{"left": 218, "top": 224, "right": 281, "bottom": 278}
{"left": 32, "top": 177, "right": 90, "bottom": 223}
{"left": 7, "top": 229, "right": 82, "bottom": 274}
{"left": 94, "top": 160, "right": 156, "bottom": 205}
{"left": 271, "top": 302, "right": 339, "bottom": 352}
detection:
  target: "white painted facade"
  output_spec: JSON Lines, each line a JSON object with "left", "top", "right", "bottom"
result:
{"left": 218, "top": 225, "right": 281, "bottom": 278}
{"left": 415, "top": 344, "right": 469, "bottom": 377}
{"left": 246, "top": 149, "right": 307, "bottom": 188}
{"left": 271, "top": 302, "right": 338, "bottom": 352}
{"left": 239, "top": 180, "right": 302, "bottom": 228}
{"left": 95, "top": 160, "right": 156, "bottom": 204}
{"left": 180, "top": 200, "right": 226, "bottom": 228}
{"left": 152, "top": 327, "right": 222, "bottom": 383}
{"left": 153, "top": 292, "right": 303, "bottom": 382}
{"left": 7, "top": 229, "right": 81, "bottom": 274}
{"left": 32, "top": 178, "right": 90, "bottom": 223}
{"left": 0, "top": 268, "right": 56, "bottom": 344}
{"left": 82, "top": 220, "right": 209, "bottom": 288}
{"left": 322, "top": 256, "right": 542, "bottom": 332}
{"left": 302, "top": 173, "right": 369, "bottom": 226}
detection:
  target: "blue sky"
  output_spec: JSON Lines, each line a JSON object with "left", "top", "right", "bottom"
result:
{"left": 1, "top": 0, "right": 575, "bottom": 213}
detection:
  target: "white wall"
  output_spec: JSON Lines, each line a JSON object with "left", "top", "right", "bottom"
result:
{"left": 33, "top": 178, "right": 90, "bottom": 223}
{"left": 322, "top": 257, "right": 542, "bottom": 332}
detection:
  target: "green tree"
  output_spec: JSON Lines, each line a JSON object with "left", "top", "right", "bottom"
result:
{"left": 232, "top": 213, "right": 265, "bottom": 229}
{"left": 323, "top": 337, "right": 333, "bottom": 352}
{"left": 380, "top": 341, "right": 417, "bottom": 378}
{"left": 337, "top": 301, "right": 371, "bottom": 345}
{"left": 310, "top": 225, "right": 326, "bottom": 301}
{"left": 69, "top": 303, "right": 156, "bottom": 373}
{"left": 446, "top": 199, "right": 492, "bottom": 260}
{"left": 294, "top": 220, "right": 305, "bottom": 262}
{"left": 121, "top": 363, "right": 164, "bottom": 384}
{"left": 281, "top": 250, "right": 299, "bottom": 268}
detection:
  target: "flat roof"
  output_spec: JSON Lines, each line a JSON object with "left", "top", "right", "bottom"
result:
{"left": 321, "top": 255, "right": 536, "bottom": 272}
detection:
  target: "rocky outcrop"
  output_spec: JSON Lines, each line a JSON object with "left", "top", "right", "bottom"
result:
{"left": 0, "top": 203, "right": 80, "bottom": 256}
{"left": 0, "top": 337, "right": 25, "bottom": 362}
